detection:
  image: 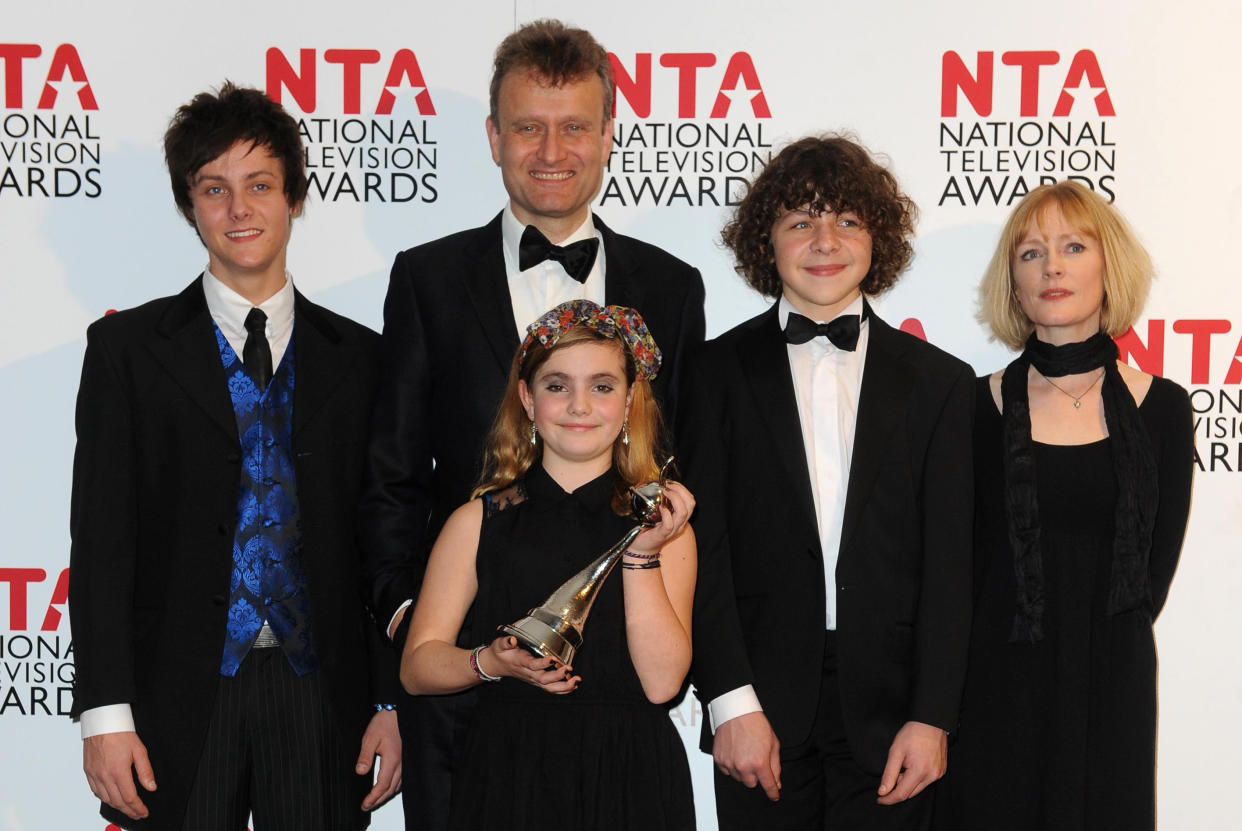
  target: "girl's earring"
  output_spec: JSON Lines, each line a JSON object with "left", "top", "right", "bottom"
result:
{"left": 621, "top": 420, "right": 630, "bottom": 447}
{"left": 529, "top": 420, "right": 538, "bottom": 446}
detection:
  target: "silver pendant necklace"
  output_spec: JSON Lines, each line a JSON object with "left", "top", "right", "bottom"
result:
{"left": 1041, "top": 368, "right": 1105, "bottom": 409}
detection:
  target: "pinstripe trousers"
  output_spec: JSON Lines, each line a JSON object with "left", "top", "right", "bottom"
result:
{"left": 182, "top": 646, "right": 367, "bottom": 831}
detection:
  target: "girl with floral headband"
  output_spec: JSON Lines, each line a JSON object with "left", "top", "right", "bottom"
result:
{"left": 400, "top": 300, "right": 698, "bottom": 830}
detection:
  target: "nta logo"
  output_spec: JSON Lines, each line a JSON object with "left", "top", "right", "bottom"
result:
{"left": 609, "top": 52, "right": 770, "bottom": 119}
{"left": 266, "top": 48, "right": 435, "bottom": 115}
{"left": 1, "top": 568, "right": 68, "bottom": 631}
{"left": 942, "top": 50, "right": 1113, "bottom": 118}
{"left": 0, "top": 44, "right": 97, "bottom": 109}
{"left": 1119, "top": 320, "right": 1242, "bottom": 385}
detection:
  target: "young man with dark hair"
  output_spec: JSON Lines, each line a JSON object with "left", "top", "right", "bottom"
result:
{"left": 682, "top": 135, "right": 974, "bottom": 829}
{"left": 359, "top": 18, "right": 705, "bottom": 831}
{"left": 69, "top": 82, "right": 400, "bottom": 830}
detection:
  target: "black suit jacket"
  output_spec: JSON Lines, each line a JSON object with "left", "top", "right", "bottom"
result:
{"left": 359, "top": 212, "right": 705, "bottom": 628}
{"left": 68, "top": 278, "right": 394, "bottom": 828}
{"left": 680, "top": 303, "right": 974, "bottom": 774}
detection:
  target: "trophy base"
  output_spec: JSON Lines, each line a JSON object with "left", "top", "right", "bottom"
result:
{"left": 499, "top": 607, "right": 583, "bottom": 667}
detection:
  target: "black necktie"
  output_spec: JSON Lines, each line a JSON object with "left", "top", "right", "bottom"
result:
{"left": 243, "top": 308, "right": 273, "bottom": 390}
{"left": 518, "top": 224, "right": 600, "bottom": 284}
{"left": 784, "top": 312, "right": 861, "bottom": 351}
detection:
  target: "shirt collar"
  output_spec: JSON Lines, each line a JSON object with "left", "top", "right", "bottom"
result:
{"left": 202, "top": 268, "right": 295, "bottom": 346}
{"left": 524, "top": 461, "right": 617, "bottom": 513}
{"left": 778, "top": 293, "right": 866, "bottom": 330}
{"left": 501, "top": 203, "right": 599, "bottom": 272}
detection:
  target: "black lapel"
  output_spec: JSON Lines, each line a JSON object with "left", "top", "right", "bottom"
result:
{"left": 460, "top": 213, "right": 521, "bottom": 373}
{"left": 839, "top": 307, "right": 913, "bottom": 556}
{"left": 738, "top": 306, "right": 820, "bottom": 544}
{"left": 291, "top": 291, "right": 353, "bottom": 437}
{"left": 596, "top": 216, "right": 647, "bottom": 314}
{"left": 147, "top": 276, "right": 238, "bottom": 442}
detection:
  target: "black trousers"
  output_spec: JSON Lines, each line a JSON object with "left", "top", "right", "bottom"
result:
{"left": 396, "top": 687, "right": 476, "bottom": 831}
{"left": 181, "top": 647, "right": 366, "bottom": 831}
{"left": 714, "top": 632, "right": 933, "bottom": 831}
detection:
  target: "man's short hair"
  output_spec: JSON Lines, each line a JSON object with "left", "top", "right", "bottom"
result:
{"left": 164, "top": 81, "right": 308, "bottom": 226}
{"left": 722, "top": 135, "right": 918, "bottom": 299}
{"left": 489, "top": 19, "right": 614, "bottom": 123}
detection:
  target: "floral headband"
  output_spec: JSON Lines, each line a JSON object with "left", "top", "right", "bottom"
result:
{"left": 520, "top": 300, "right": 662, "bottom": 381}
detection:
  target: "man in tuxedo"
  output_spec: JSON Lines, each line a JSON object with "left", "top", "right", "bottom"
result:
{"left": 358, "top": 19, "right": 705, "bottom": 830}
{"left": 681, "top": 136, "right": 973, "bottom": 829}
{"left": 68, "top": 83, "right": 400, "bottom": 830}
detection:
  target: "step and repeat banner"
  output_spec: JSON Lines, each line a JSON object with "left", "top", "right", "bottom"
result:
{"left": 2, "top": 1, "right": 1238, "bottom": 828}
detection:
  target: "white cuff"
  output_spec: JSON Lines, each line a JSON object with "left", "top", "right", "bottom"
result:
{"left": 707, "top": 685, "right": 763, "bottom": 735}
{"left": 80, "top": 703, "right": 136, "bottom": 739}
{"left": 387, "top": 599, "right": 413, "bottom": 641}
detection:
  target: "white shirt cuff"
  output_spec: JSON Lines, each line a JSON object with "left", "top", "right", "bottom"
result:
{"left": 80, "top": 703, "right": 136, "bottom": 739}
{"left": 387, "top": 599, "right": 413, "bottom": 641}
{"left": 707, "top": 685, "right": 763, "bottom": 735}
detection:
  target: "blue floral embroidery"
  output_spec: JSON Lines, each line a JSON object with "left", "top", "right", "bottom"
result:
{"left": 213, "top": 321, "right": 317, "bottom": 678}
{"left": 237, "top": 492, "right": 260, "bottom": 529}
{"left": 214, "top": 325, "right": 230, "bottom": 356}
{"left": 227, "top": 371, "right": 261, "bottom": 416}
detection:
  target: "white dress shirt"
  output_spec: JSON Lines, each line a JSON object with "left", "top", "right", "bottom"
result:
{"left": 80, "top": 271, "right": 297, "bottom": 739}
{"left": 501, "top": 203, "right": 607, "bottom": 336}
{"left": 202, "top": 268, "right": 296, "bottom": 367}
{"left": 707, "top": 294, "right": 869, "bottom": 733}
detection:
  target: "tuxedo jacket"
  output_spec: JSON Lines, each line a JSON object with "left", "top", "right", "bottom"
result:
{"left": 359, "top": 212, "right": 705, "bottom": 627}
{"left": 680, "top": 304, "right": 975, "bottom": 774}
{"left": 68, "top": 278, "right": 394, "bottom": 827}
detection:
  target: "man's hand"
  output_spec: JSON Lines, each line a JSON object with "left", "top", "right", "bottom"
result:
{"left": 357, "top": 708, "right": 402, "bottom": 811}
{"left": 83, "top": 731, "right": 156, "bottom": 820}
{"left": 876, "top": 720, "right": 947, "bottom": 805}
{"left": 712, "top": 711, "right": 782, "bottom": 801}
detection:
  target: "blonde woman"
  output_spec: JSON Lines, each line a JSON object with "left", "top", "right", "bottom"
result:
{"left": 940, "top": 182, "right": 1193, "bottom": 831}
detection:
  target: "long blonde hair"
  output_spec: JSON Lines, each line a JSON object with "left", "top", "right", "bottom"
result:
{"left": 473, "top": 326, "right": 667, "bottom": 515}
{"left": 978, "top": 180, "right": 1153, "bottom": 350}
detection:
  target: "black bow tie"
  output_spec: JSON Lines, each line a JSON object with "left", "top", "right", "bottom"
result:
{"left": 784, "top": 312, "right": 861, "bottom": 351}
{"left": 518, "top": 225, "right": 600, "bottom": 284}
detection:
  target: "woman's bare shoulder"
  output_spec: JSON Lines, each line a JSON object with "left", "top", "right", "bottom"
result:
{"left": 1116, "top": 360, "right": 1154, "bottom": 407}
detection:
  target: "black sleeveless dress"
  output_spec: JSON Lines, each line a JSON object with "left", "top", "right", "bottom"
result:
{"left": 448, "top": 464, "right": 695, "bottom": 830}
{"left": 939, "top": 376, "right": 1193, "bottom": 831}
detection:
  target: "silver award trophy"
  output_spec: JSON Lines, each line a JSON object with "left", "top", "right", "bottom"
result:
{"left": 499, "top": 459, "right": 674, "bottom": 667}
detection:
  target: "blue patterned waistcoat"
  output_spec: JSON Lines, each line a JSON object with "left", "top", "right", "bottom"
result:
{"left": 214, "top": 323, "right": 318, "bottom": 677}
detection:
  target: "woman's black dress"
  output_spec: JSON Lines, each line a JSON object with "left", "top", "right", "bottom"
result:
{"left": 940, "top": 375, "right": 1192, "bottom": 831}
{"left": 448, "top": 464, "right": 695, "bottom": 830}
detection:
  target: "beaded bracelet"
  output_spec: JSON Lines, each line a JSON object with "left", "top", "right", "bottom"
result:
{"left": 622, "top": 549, "right": 661, "bottom": 560}
{"left": 469, "top": 644, "right": 502, "bottom": 682}
{"left": 621, "top": 560, "right": 662, "bottom": 570}
{"left": 374, "top": 703, "right": 396, "bottom": 711}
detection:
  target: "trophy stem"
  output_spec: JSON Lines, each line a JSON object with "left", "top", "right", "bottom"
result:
{"left": 500, "top": 524, "right": 643, "bottom": 666}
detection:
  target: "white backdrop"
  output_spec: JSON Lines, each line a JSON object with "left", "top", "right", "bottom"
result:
{"left": 2, "top": 1, "right": 1239, "bottom": 828}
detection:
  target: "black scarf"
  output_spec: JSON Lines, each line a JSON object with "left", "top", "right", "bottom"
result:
{"left": 1000, "top": 331, "right": 1158, "bottom": 643}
